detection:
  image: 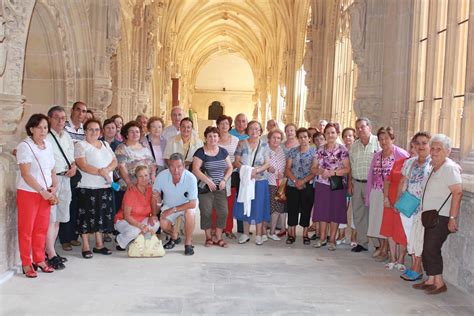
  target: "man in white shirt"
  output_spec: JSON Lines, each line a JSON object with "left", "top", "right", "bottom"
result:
{"left": 46, "top": 106, "right": 77, "bottom": 268}
{"left": 162, "top": 106, "right": 184, "bottom": 140}
{"left": 65, "top": 101, "right": 87, "bottom": 142}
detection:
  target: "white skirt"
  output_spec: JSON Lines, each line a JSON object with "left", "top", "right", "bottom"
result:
{"left": 367, "top": 189, "right": 386, "bottom": 239}
{"left": 407, "top": 211, "right": 424, "bottom": 257}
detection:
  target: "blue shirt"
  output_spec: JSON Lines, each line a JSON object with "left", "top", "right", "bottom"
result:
{"left": 153, "top": 169, "right": 197, "bottom": 208}
{"left": 287, "top": 146, "right": 317, "bottom": 187}
{"left": 229, "top": 128, "right": 249, "bottom": 140}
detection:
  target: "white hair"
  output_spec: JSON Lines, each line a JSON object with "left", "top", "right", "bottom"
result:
{"left": 429, "top": 134, "right": 452, "bottom": 151}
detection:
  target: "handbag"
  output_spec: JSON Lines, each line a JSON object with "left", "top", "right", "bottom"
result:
{"left": 420, "top": 171, "right": 452, "bottom": 228}
{"left": 195, "top": 149, "right": 211, "bottom": 194}
{"left": 329, "top": 175, "right": 344, "bottom": 191}
{"left": 49, "top": 131, "right": 82, "bottom": 188}
{"left": 275, "top": 178, "right": 287, "bottom": 203}
{"left": 23, "top": 140, "right": 58, "bottom": 205}
{"left": 394, "top": 160, "right": 419, "bottom": 217}
{"left": 128, "top": 233, "right": 165, "bottom": 258}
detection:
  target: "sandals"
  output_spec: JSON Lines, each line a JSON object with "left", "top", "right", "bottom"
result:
{"left": 92, "top": 247, "right": 112, "bottom": 255}
{"left": 400, "top": 269, "right": 423, "bottom": 281}
{"left": 82, "top": 250, "right": 93, "bottom": 259}
{"left": 164, "top": 237, "right": 181, "bottom": 249}
{"left": 303, "top": 237, "right": 311, "bottom": 245}
{"left": 286, "top": 236, "right": 295, "bottom": 244}
{"left": 214, "top": 239, "right": 229, "bottom": 248}
{"left": 204, "top": 239, "right": 214, "bottom": 247}
{"left": 224, "top": 232, "right": 236, "bottom": 239}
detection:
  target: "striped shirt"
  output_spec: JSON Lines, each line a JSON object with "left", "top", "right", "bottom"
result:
{"left": 64, "top": 121, "right": 85, "bottom": 142}
{"left": 193, "top": 147, "right": 229, "bottom": 185}
{"left": 349, "top": 134, "right": 380, "bottom": 180}
{"left": 218, "top": 135, "right": 239, "bottom": 163}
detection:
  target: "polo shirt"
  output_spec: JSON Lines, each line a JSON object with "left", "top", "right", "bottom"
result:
{"left": 153, "top": 169, "right": 197, "bottom": 208}
{"left": 229, "top": 128, "right": 249, "bottom": 140}
{"left": 65, "top": 120, "right": 85, "bottom": 142}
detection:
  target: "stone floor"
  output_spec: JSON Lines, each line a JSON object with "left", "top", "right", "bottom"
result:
{"left": 1, "top": 229, "right": 473, "bottom": 315}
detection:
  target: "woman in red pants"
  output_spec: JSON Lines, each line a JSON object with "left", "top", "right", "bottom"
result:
{"left": 16, "top": 114, "right": 58, "bottom": 278}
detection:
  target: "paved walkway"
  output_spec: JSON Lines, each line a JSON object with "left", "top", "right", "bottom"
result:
{"left": 1, "top": 230, "right": 473, "bottom": 315}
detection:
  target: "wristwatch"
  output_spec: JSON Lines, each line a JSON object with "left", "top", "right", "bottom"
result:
{"left": 449, "top": 216, "right": 457, "bottom": 220}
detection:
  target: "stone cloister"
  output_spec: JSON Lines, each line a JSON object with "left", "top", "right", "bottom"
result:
{"left": 0, "top": 0, "right": 473, "bottom": 297}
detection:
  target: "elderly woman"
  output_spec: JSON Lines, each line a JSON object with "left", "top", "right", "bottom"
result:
{"left": 75, "top": 119, "right": 118, "bottom": 258}
{"left": 16, "top": 114, "right": 58, "bottom": 277}
{"left": 164, "top": 117, "right": 203, "bottom": 168}
{"left": 311, "top": 123, "right": 350, "bottom": 250}
{"left": 412, "top": 134, "right": 462, "bottom": 294}
{"left": 267, "top": 129, "right": 286, "bottom": 240}
{"left": 193, "top": 126, "right": 233, "bottom": 247}
{"left": 114, "top": 165, "right": 160, "bottom": 251}
{"left": 216, "top": 115, "right": 240, "bottom": 238}
{"left": 234, "top": 120, "right": 271, "bottom": 245}
{"left": 366, "top": 127, "right": 409, "bottom": 261}
{"left": 397, "top": 131, "right": 432, "bottom": 281}
{"left": 380, "top": 137, "right": 417, "bottom": 271}
{"left": 143, "top": 116, "right": 167, "bottom": 174}
{"left": 285, "top": 128, "right": 317, "bottom": 245}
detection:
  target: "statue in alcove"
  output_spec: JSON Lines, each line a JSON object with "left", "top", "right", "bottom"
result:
{"left": 208, "top": 101, "right": 223, "bottom": 120}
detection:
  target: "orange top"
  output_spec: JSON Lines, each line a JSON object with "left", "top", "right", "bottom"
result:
{"left": 114, "top": 185, "right": 152, "bottom": 223}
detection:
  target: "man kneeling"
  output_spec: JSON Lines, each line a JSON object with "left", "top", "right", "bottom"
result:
{"left": 153, "top": 153, "right": 197, "bottom": 255}
{"left": 114, "top": 165, "right": 160, "bottom": 250}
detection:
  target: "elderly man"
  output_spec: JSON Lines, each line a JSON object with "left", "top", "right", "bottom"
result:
{"left": 349, "top": 117, "right": 380, "bottom": 252}
{"left": 136, "top": 114, "right": 149, "bottom": 141}
{"left": 162, "top": 107, "right": 184, "bottom": 140}
{"left": 46, "top": 106, "right": 77, "bottom": 268}
{"left": 229, "top": 113, "right": 249, "bottom": 140}
{"left": 65, "top": 101, "right": 87, "bottom": 142}
{"left": 153, "top": 153, "right": 197, "bottom": 256}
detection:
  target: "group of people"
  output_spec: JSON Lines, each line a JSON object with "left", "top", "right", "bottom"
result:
{"left": 15, "top": 102, "right": 462, "bottom": 295}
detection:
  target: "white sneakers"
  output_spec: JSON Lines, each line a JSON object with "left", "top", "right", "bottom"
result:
{"left": 268, "top": 234, "right": 281, "bottom": 241}
{"left": 238, "top": 234, "right": 250, "bottom": 244}
{"left": 261, "top": 235, "right": 268, "bottom": 242}
{"left": 255, "top": 235, "right": 263, "bottom": 245}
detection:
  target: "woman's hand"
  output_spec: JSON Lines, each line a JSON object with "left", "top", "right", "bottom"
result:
{"left": 218, "top": 180, "right": 226, "bottom": 191}
{"left": 321, "top": 169, "right": 331, "bottom": 180}
{"left": 448, "top": 218, "right": 458, "bottom": 233}
{"left": 207, "top": 179, "right": 217, "bottom": 191}
{"left": 48, "top": 186, "right": 57, "bottom": 195}
{"left": 139, "top": 223, "right": 149, "bottom": 234}
{"left": 66, "top": 164, "right": 77, "bottom": 177}
{"left": 268, "top": 166, "right": 276, "bottom": 174}
{"left": 147, "top": 216, "right": 158, "bottom": 226}
{"left": 251, "top": 168, "right": 258, "bottom": 179}
{"left": 39, "top": 189, "right": 53, "bottom": 201}
{"left": 383, "top": 197, "right": 391, "bottom": 208}
{"left": 295, "top": 179, "right": 305, "bottom": 190}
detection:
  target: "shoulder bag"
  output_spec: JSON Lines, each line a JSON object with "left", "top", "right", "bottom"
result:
{"left": 275, "top": 177, "right": 287, "bottom": 203}
{"left": 394, "top": 160, "right": 419, "bottom": 218}
{"left": 196, "top": 149, "right": 211, "bottom": 194}
{"left": 421, "top": 170, "right": 452, "bottom": 228}
{"left": 49, "top": 132, "right": 82, "bottom": 188}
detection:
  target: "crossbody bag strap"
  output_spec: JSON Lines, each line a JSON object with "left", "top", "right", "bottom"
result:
{"left": 49, "top": 131, "right": 71, "bottom": 168}
{"left": 251, "top": 140, "right": 261, "bottom": 167}
{"left": 23, "top": 140, "right": 49, "bottom": 188}
{"left": 146, "top": 134, "right": 157, "bottom": 161}
{"left": 422, "top": 168, "right": 452, "bottom": 213}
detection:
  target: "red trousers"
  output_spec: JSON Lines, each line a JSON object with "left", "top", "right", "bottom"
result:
{"left": 211, "top": 187, "right": 236, "bottom": 232}
{"left": 17, "top": 190, "right": 51, "bottom": 266}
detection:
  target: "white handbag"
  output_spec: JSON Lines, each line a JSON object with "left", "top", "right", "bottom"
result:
{"left": 128, "top": 233, "right": 165, "bottom": 258}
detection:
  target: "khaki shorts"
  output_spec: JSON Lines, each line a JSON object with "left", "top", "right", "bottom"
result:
{"left": 162, "top": 208, "right": 196, "bottom": 226}
{"left": 50, "top": 175, "right": 72, "bottom": 223}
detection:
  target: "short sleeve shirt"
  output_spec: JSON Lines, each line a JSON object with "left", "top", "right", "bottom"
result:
{"left": 287, "top": 146, "right": 317, "bottom": 187}
{"left": 47, "top": 130, "right": 74, "bottom": 173}
{"left": 115, "top": 143, "right": 155, "bottom": 188}
{"left": 193, "top": 147, "right": 229, "bottom": 185}
{"left": 234, "top": 140, "right": 270, "bottom": 181}
{"left": 114, "top": 185, "right": 152, "bottom": 223}
{"left": 163, "top": 135, "right": 204, "bottom": 162}
{"left": 218, "top": 135, "right": 239, "bottom": 163}
{"left": 422, "top": 158, "right": 462, "bottom": 217}
{"left": 16, "top": 137, "right": 56, "bottom": 192}
{"left": 370, "top": 152, "right": 395, "bottom": 191}
{"left": 65, "top": 121, "right": 85, "bottom": 142}
{"left": 153, "top": 169, "right": 197, "bottom": 209}
{"left": 315, "top": 144, "right": 348, "bottom": 186}
{"left": 74, "top": 140, "right": 115, "bottom": 189}
{"left": 349, "top": 135, "right": 380, "bottom": 180}
{"left": 267, "top": 147, "right": 286, "bottom": 186}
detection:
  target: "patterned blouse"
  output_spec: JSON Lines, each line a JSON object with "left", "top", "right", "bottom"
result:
{"left": 234, "top": 139, "right": 270, "bottom": 181}
{"left": 267, "top": 146, "right": 286, "bottom": 186}
{"left": 370, "top": 153, "right": 395, "bottom": 191}
{"left": 287, "top": 146, "right": 317, "bottom": 187}
{"left": 314, "top": 143, "right": 349, "bottom": 186}
{"left": 402, "top": 156, "right": 432, "bottom": 198}
{"left": 115, "top": 143, "right": 155, "bottom": 190}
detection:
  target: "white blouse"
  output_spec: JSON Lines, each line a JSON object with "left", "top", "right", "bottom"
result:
{"left": 74, "top": 140, "right": 115, "bottom": 189}
{"left": 16, "top": 137, "right": 55, "bottom": 192}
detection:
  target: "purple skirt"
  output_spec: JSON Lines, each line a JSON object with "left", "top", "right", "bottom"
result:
{"left": 312, "top": 182, "right": 348, "bottom": 224}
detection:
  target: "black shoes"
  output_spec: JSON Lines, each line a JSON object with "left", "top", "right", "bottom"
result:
{"left": 164, "top": 236, "right": 182, "bottom": 250}
{"left": 351, "top": 245, "right": 368, "bottom": 252}
{"left": 47, "top": 256, "right": 66, "bottom": 270}
{"left": 184, "top": 245, "right": 194, "bottom": 256}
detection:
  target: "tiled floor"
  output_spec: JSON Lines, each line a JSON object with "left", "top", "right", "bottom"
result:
{"left": 1, "top": 230, "right": 473, "bottom": 315}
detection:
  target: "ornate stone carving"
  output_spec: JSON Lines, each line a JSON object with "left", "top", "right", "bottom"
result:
{"left": 106, "top": 0, "right": 121, "bottom": 58}
{"left": 348, "top": 0, "right": 367, "bottom": 67}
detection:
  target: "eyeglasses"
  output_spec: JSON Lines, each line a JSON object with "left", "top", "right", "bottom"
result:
{"left": 51, "top": 116, "right": 66, "bottom": 121}
{"left": 87, "top": 128, "right": 101, "bottom": 132}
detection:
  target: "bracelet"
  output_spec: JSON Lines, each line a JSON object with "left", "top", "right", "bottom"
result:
{"left": 449, "top": 216, "right": 457, "bottom": 219}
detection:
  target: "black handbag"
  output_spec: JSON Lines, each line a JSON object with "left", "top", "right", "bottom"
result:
{"left": 49, "top": 131, "right": 82, "bottom": 188}
{"left": 195, "top": 148, "right": 211, "bottom": 195}
{"left": 329, "top": 175, "right": 344, "bottom": 191}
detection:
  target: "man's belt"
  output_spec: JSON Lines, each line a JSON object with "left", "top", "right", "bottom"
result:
{"left": 352, "top": 178, "right": 367, "bottom": 183}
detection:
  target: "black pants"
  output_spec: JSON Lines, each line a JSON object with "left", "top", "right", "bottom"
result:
{"left": 422, "top": 216, "right": 451, "bottom": 276}
{"left": 232, "top": 171, "right": 244, "bottom": 233}
{"left": 286, "top": 184, "right": 314, "bottom": 227}
{"left": 58, "top": 186, "right": 79, "bottom": 244}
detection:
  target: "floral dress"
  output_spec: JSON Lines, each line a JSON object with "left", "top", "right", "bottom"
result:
{"left": 268, "top": 146, "right": 286, "bottom": 214}
{"left": 115, "top": 143, "right": 155, "bottom": 190}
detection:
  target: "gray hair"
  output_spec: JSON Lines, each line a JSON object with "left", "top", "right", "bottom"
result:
{"left": 355, "top": 117, "right": 371, "bottom": 127}
{"left": 319, "top": 119, "right": 328, "bottom": 125}
{"left": 47, "top": 105, "right": 66, "bottom": 117}
{"left": 430, "top": 134, "right": 452, "bottom": 152}
{"left": 169, "top": 152, "right": 184, "bottom": 163}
